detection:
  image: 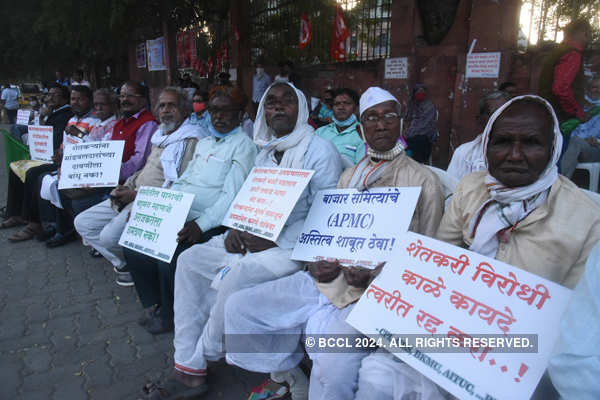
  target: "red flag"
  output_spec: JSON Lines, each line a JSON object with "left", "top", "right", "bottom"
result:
{"left": 299, "top": 12, "right": 312, "bottom": 50}
{"left": 207, "top": 56, "right": 214, "bottom": 73}
{"left": 234, "top": 26, "right": 240, "bottom": 41}
{"left": 176, "top": 33, "right": 185, "bottom": 67}
{"left": 221, "top": 43, "right": 229, "bottom": 65}
{"left": 216, "top": 48, "right": 222, "bottom": 72}
{"left": 331, "top": 5, "right": 349, "bottom": 62}
{"left": 189, "top": 33, "right": 198, "bottom": 69}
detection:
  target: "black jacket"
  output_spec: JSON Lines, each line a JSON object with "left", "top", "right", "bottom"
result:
{"left": 46, "top": 105, "right": 73, "bottom": 151}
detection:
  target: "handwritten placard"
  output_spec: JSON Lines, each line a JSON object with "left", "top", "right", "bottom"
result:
{"left": 58, "top": 141, "right": 124, "bottom": 189}
{"left": 346, "top": 232, "right": 572, "bottom": 400}
{"left": 119, "top": 186, "right": 194, "bottom": 263}
{"left": 384, "top": 57, "right": 408, "bottom": 79}
{"left": 16, "top": 109, "right": 31, "bottom": 125}
{"left": 466, "top": 52, "right": 501, "bottom": 78}
{"left": 291, "top": 187, "right": 420, "bottom": 268}
{"left": 222, "top": 167, "right": 314, "bottom": 241}
{"left": 27, "top": 125, "right": 53, "bottom": 161}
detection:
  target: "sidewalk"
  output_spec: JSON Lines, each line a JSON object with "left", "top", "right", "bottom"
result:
{"left": 0, "top": 125, "right": 267, "bottom": 399}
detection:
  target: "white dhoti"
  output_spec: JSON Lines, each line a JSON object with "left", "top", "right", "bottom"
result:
{"left": 173, "top": 233, "right": 301, "bottom": 375}
{"left": 225, "top": 271, "right": 369, "bottom": 400}
{"left": 74, "top": 199, "right": 130, "bottom": 268}
{"left": 355, "top": 350, "right": 446, "bottom": 400}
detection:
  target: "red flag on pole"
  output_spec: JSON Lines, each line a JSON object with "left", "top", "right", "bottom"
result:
{"left": 176, "top": 32, "right": 185, "bottom": 67}
{"left": 331, "top": 5, "right": 350, "bottom": 62}
{"left": 299, "top": 12, "right": 312, "bottom": 50}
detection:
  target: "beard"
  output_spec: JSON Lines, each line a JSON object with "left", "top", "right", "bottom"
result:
{"left": 160, "top": 121, "right": 179, "bottom": 134}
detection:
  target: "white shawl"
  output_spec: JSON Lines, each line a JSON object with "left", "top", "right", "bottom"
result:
{"left": 150, "top": 118, "right": 202, "bottom": 187}
{"left": 469, "top": 95, "right": 563, "bottom": 257}
{"left": 253, "top": 82, "right": 314, "bottom": 168}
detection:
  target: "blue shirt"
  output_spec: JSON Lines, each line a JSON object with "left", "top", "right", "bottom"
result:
{"left": 253, "top": 73, "right": 272, "bottom": 103}
{"left": 171, "top": 128, "right": 258, "bottom": 231}
{"left": 315, "top": 121, "right": 365, "bottom": 166}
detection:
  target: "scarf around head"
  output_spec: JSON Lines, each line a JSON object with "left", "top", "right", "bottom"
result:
{"left": 253, "top": 82, "right": 314, "bottom": 169}
{"left": 468, "top": 95, "right": 563, "bottom": 257}
{"left": 150, "top": 117, "right": 204, "bottom": 187}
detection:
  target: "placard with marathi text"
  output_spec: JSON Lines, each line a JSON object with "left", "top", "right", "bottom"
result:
{"left": 119, "top": 186, "right": 194, "bottom": 263}
{"left": 291, "top": 187, "right": 421, "bottom": 268}
{"left": 58, "top": 141, "right": 124, "bottom": 189}
{"left": 222, "top": 167, "right": 314, "bottom": 241}
{"left": 27, "top": 125, "right": 53, "bottom": 162}
{"left": 346, "top": 232, "right": 572, "bottom": 400}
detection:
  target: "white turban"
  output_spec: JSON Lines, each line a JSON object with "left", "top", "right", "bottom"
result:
{"left": 359, "top": 87, "right": 400, "bottom": 118}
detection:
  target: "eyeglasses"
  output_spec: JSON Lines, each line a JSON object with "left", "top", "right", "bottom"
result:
{"left": 119, "top": 94, "right": 144, "bottom": 100}
{"left": 363, "top": 112, "right": 400, "bottom": 125}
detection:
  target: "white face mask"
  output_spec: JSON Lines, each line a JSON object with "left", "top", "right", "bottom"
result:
{"left": 256, "top": 67, "right": 264, "bottom": 77}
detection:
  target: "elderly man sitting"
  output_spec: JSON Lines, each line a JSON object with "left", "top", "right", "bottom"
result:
{"left": 353, "top": 95, "right": 600, "bottom": 399}
{"left": 224, "top": 87, "right": 444, "bottom": 400}
{"left": 75, "top": 87, "right": 205, "bottom": 286}
{"left": 143, "top": 82, "right": 343, "bottom": 399}
{"left": 122, "top": 86, "right": 258, "bottom": 334}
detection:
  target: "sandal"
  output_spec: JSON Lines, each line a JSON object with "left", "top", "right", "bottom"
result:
{"left": 143, "top": 378, "right": 209, "bottom": 400}
{"left": 8, "top": 225, "right": 41, "bottom": 242}
{"left": 248, "top": 379, "right": 289, "bottom": 400}
{"left": 0, "top": 218, "right": 26, "bottom": 229}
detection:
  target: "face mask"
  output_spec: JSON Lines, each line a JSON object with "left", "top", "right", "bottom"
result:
{"left": 193, "top": 101, "right": 206, "bottom": 113}
{"left": 256, "top": 68, "right": 264, "bottom": 77}
{"left": 207, "top": 113, "right": 238, "bottom": 138}
{"left": 415, "top": 92, "right": 426, "bottom": 102}
{"left": 332, "top": 113, "right": 357, "bottom": 128}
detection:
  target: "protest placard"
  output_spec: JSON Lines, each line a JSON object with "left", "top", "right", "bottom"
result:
{"left": 466, "top": 52, "right": 501, "bottom": 78}
{"left": 58, "top": 140, "right": 124, "bottom": 189}
{"left": 346, "top": 232, "right": 572, "bottom": 400}
{"left": 291, "top": 187, "right": 421, "bottom": 268}
{"left": 222, "top": 167, "right": 314, "bottom": 241}
{"left": 16, "top": 109, "right": 31, "bottom": 125}
{"left": 119, "top": 186, "right": 194, "bottom": 263}
{"left": 27, "top": 125, "right": 53, "bottom": 161}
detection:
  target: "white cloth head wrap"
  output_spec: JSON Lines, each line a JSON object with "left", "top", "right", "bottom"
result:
{"left": 254, "top": 82, "right": 314, "bottom": 168}
{"left": 469, "top": 95, "right": 563, "bottom": 257}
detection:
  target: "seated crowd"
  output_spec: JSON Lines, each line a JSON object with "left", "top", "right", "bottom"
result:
{"left": 3, "top": 68, "right": 600, "bottom": 400}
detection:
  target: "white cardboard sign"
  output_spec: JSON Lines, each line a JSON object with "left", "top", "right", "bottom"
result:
{"left": 27, "top": 125, "right": 53, "bottom": 161}
{"left": 466, "top": 52, "right": 501, "bottom": 78}
{"left": 385, "top": 57, "right": 408, "bottom": 79}
{"left": 291, "top": 187, "right": 421, "bottom": 268}
{"left": 222, "top": 167, "right": 314, "bottom": 241}
{"left": 347, "top": 232, "right": 572, "bottom": 400}
{"left": 119, "top": 187, "right": 195, "bottom": 263}
{"left": 58, "top": 140, "right": 124, "bottom": 189}
{"left": 16, "top": 109, "right": 31, "bottom": 125}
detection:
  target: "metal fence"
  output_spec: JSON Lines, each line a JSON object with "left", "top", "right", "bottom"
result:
{"left": 249, "top": 0, "right": 392, "bottom": 64}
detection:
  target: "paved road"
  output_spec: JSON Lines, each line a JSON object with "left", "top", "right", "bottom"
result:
{"left": 0, "top": 125, "right": 267, "bottom": 399}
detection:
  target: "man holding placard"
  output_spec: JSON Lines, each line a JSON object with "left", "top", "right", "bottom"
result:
{"left": 121, "top": 86, "right": 257, "bottom": 334}
{"left": 141, "top": 82, "right": 343, "bottom": 399}
{"left": 2, "top": 85, "right": 72, "bottom": 230}
{"left": 353, "top": 95, "right": 600, "bottom": 399}
{"left": 225, "top": 87, "right": 444, "bottom": 400}
{"left": 76, "top": 87, "right": 203, "bottom": 285}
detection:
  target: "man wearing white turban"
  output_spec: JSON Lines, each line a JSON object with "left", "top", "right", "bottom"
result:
{"left": 143, "top": 82, "right": 343, "bottom": 399}
{"left": 224, "top": 87, "right": 444, "bottom": 400}
{"left": 352, "top": 95, "right": 600, "bottom": 400}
